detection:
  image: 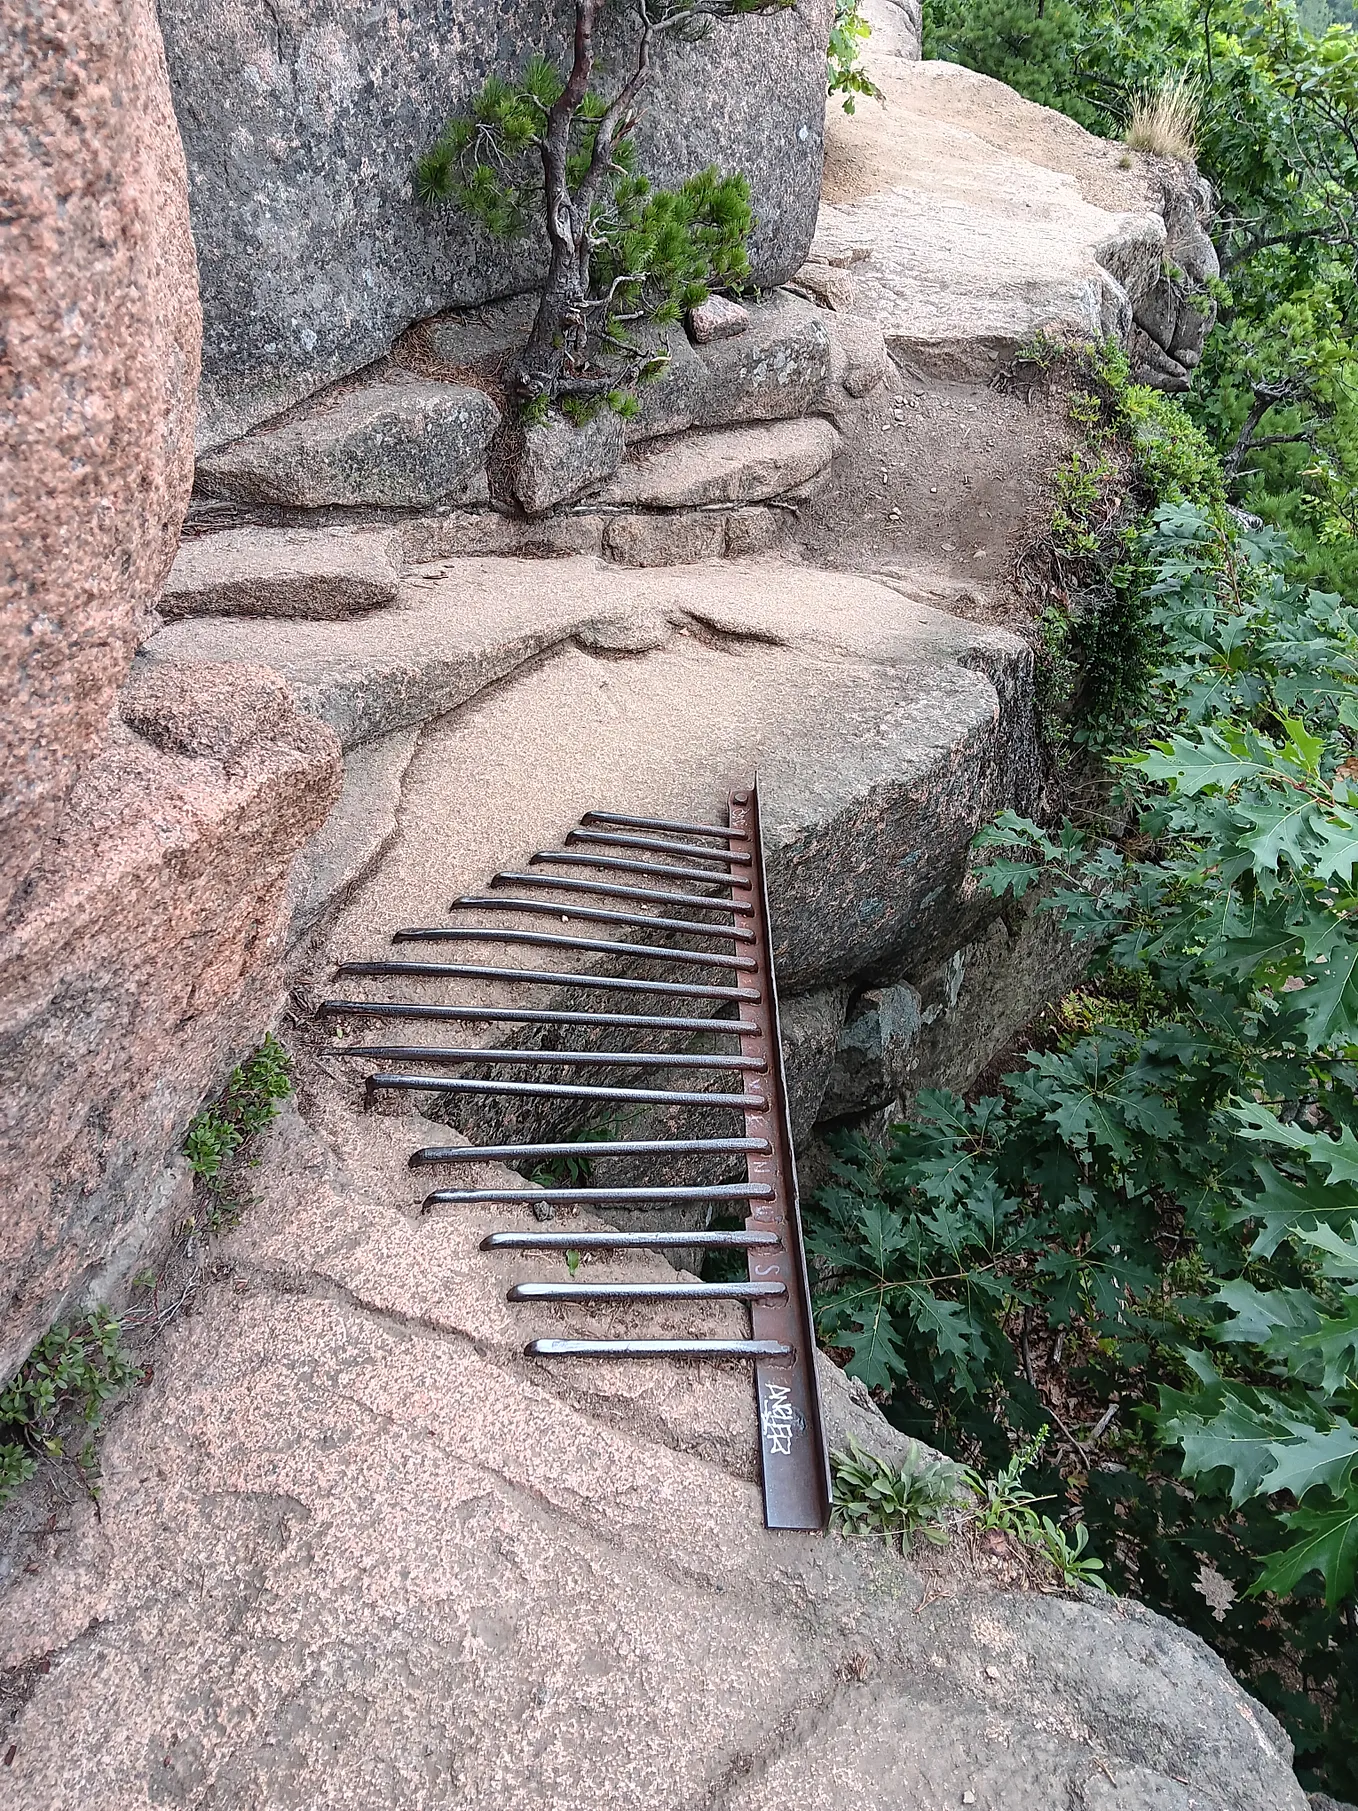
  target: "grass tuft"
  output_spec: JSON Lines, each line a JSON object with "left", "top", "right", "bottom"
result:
{"left": 1124, "top": 75, "right": 1200, "bottom": 162}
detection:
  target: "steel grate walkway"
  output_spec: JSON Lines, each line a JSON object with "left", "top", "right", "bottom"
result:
{"left": 320, "top": 781, "right": 830, "bottom": 1531}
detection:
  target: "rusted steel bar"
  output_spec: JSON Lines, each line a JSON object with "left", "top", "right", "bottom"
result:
{"left": 482, "top": 1230, "right": 780, "bottom": 1252}
{"left": 451, "top": 895, "right": 756, "bottom": 942}
{"left": 528, "top": 850, "right": 751, "bottom": 889}
{"left": 426, "top": 1183, "right": 773, "bottom": 1208}
{"left": 565, "top": 828, "right": 752, "bottom": 867}
{"left": 338, "top": 961, "right": 758, "bottom": 1002}
{"left": 487, "top": 871, "right": 753, "bottom": 916}
{"left": 509, "top": 1281, "right": 785, "bottom": 1303}
{"left": 410, "top": 1135, "right": 769, "bottom": 1168}
{"left": 321, "top": 1001, "right": 757, "bottom": 1036}
{"left": 366, "top": 1074, "right": 766, "bottom": 1109}
{"left": 527, "top": 1338, "right": 791, "bottom": 1359}
{"left": 580, "top": 810, "right": 740, "bottom": 841}
{"left": 390, "top": 926, "right": 755, "bottom": 971}
{"left": 339, "top": 1045, "right": 766, "bottom": 1072}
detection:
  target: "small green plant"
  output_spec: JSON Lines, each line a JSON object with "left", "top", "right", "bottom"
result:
{"left": 828, "top": 0, "right": 884, "bottom": 113}
{"left": 415, "top": 2, "right": 793, "bottom": 412}
{"left": 831, "top": 1436, "right": 971, "bottom": 1549}
{"left": 184, "top": 1033, "right": 292, "bottom": 1225}
{"left": 964, "top": 1429, "right": 1111, "bottom": 1589}
{"left": 0, "top": 1311, "right": 137, "bottom": 1507}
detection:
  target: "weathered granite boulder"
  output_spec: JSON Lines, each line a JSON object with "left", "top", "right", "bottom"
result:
{"left": 694, "top": 290, "right": 834, "bottom": 425}
{"left": 819, "top": 982, "right": 923, "bottom": 1118}
{"left": 195, "top": 376, "right": 499, "bottom": 509}
{"left": 162, "top": 527, "right": 402, "bottom": 621}
{"left": 508, "top": 409, "right": 627, "bottom": 515}
{"left": 601, "top": 418, "right": 839, "bottom": 509}
{"left": 1130, "top": 178, "right": 1221, "bottom": 394}
{"left": 161, "top": 0, "right": 835, "bottom": 450}
{"left": 1, "top": 0, "right": 200, "bottom": 917}
{"left": 0, "top": 664, "right": 341, "bottom": 1380}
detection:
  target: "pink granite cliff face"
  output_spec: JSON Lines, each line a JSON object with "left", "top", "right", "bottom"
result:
{"left": 0, "top": 4, "right": 344, "bottom": 1377}
{"left": 0, "top": 0, "right": 201, "bottom": 919}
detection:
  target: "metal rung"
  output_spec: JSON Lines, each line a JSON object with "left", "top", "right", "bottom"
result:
{"left": 452, "top": 896, "right": 756, "bottom": 943}
{"left": 339, "top": 1046, "right": 765, "bottom": 1073}
{"left": 529, "top": 851, "right": 751, "bottom": 890}
{"left": 426, "top": 1183, "right": 773, "bottom": 1207}
{"left": 337, "top": 962, "right": 758, "bottom": 1002}
{"left": 581, "top": 810, "right": 741, "bottom": 842}
{"left": 391, "top": 926, "right": 755, "bottom": 971}
{"left": 509, "top": 1281, "right": 786, "bottom": 1303}
{"left": 482, "top": 1230, "right": 781, "bottom": 1251}
{"left": 566, "top": 828, "right": 752, "bottom": 867}
{"left": 410, "top": 1135, "right": 770, "bottom": 1168}
{"left": 367, "top": 1074, "right": 766, "bottom": 1109}
{"left": 321, "top": 1001, "right": 758, "bottom": 1036}
{"left": 527, "top": 1338, "right": 792, "bottom": 1359}
{"left": 490, "top": 872, "right": 753, "bottom": 917}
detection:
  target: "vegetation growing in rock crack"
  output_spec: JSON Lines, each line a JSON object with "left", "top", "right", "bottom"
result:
{"left": 415, "top": 0, "right": 795, "bottom": 417}
{"left": 0, "top": 1313, "right": 137, "bottom": 1508}
{"left": 184, "top": 1033, "right": 293, "bottom": 1229}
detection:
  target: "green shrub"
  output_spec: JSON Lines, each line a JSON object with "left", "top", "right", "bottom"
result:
{"left": 0, "top": 1312, "right": 137, "bottom": 1508}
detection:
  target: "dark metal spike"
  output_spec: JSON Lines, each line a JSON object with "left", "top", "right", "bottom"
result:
{"left": 565, "top": 828, "right": 752, "bottom": 867}
{"left": 528, "top": 850, "right": 751, "bottom": 890}
{"left": 580, "top": 810, "right": 740, "bottom": 842}
{"left": 489, "top": 871, "right": 753, "bottom": 917}
{"left": 336, "top": 962, "right": 759, "bottom": 1002}
{"left": 450, "top": 895, "right": 756, "bottom": 943}
{"left": 409, "top": 1136, "right": 771, "bottom": 1168}
{"left": 319, "top": 1001, "right": 759, "bottom": 1037}
{"left": 366, "top": 1074, "right": 766, "bottom": 1109}
{"left": 508, "top": 1280, "right": 785, "bottom": 1303}
{"left": 390, "top": 925, "right": 755, "bottom": 971}
{"left": 337, "top": 1045, "right": 766, "bottom": 1072}
{"left": 425, "top": 1183, "right": 773, "bottom": 1206}
{"left": 481, "top": 1230, "right": 780, "bottom": 1251}
{"left": 526, "top": 1338, "right": 792, "bottom": 1359}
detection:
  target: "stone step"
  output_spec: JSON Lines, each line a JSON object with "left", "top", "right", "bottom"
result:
{"left": 162, "top": 526, "right": 402, "bottom": 620}
{"left": 195, "top": 373, "right": 499, "bottom": 509}
{"left": 600, "top": 418, "right": 839, "bottom": 510}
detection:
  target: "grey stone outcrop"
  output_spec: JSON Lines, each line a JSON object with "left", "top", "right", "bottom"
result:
{"left": 162, "top": 0, "right": 836, "bottom": 450}
{"left": 508, "top": 409, "right": 628, "bottom": 515}
{"left": 195, "top": 376, "right": 500, "bottom": 509}
{"left": 161, "top": 527, "right": 402, "bottom": 621}
{"left": 601, "top": 418, "right": 839, "bottom": 509}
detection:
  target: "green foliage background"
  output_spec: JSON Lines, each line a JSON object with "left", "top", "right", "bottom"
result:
{"left": 809, "top": 6, "right": 1358, "bottom": 1783}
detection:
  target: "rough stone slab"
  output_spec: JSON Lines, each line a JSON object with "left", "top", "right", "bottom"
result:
{"left": 509, "top": 410, "right": 626, "bottom": 515}
{"left": 780, "top": 987, "right": 850, "bottom": 1146}
{"left": 288, "top": 726, "right": 421, "bottom": 941}
{"left": 694, "top": 289, "right": 833, "bottom": 426}
{"left": 161, "top": 526, "right": 402, "bottom": 621}
{"left": 824, "top": 310, "right": 891, "bottom": 400}
{"left": 601, "top": 419, "right": 839, "bottom": 509}
{"left": 819, "top": 59, "right": 1170, "bottom": 378}
{"left": 163, "top": 0, "right": 836, "bottom": 450}
{"left": 624, "top": 326, "right": 713, "bottom": 444}
{"left": 196, "top": 375, "right": 499, "bottom": 509}
{"left": 723, "top": 505, "right": 790, "bottom": 558}
{"left": 0, "top": 1080, "right": 1311, "bottom": 1810}
{"left": 1, "top": 0, "right": 199, "bottom": 915}
{"left": 399, "top": 508, "right": 605, "bottom": 565}
{"left": 603, "top": 512, "right": 726, "bottom": 567}
{"left": 820, "top": 982, "right": 923, "bottom": 1119}
{"left": 688, "top": 295, "right": 750, "bottom": 344}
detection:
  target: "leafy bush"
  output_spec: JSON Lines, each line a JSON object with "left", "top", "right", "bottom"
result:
{"left": 807, "top": 486, "right": 1358, "bottom": 1790}
{"left": 828, "top": 0, "right": 883, "bottom": 113}
{"left": 0, "top": 1312, "right": 137, "bottom": 1507}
